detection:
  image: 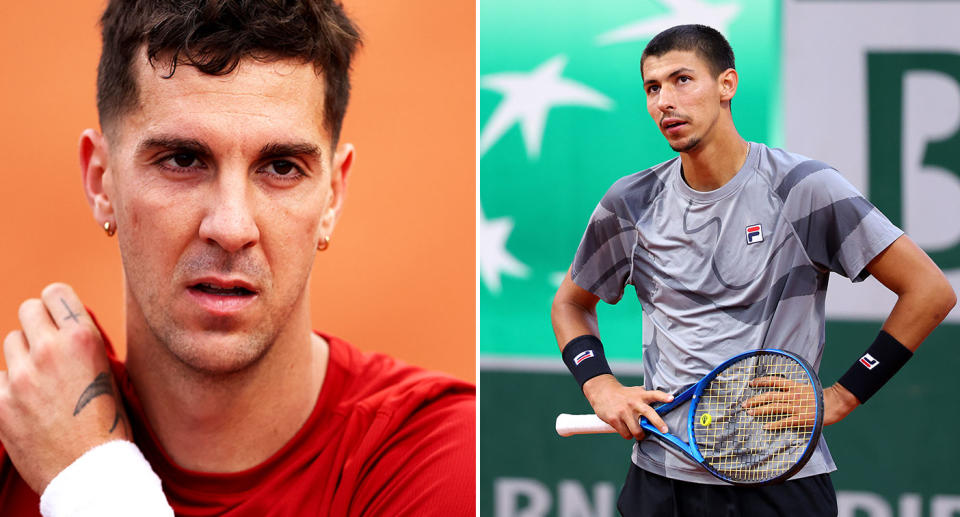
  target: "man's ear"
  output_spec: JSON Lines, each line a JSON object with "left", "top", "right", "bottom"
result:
{"left": 318, "top": 142, "right": 354, "bottom": 241}
{"left": 718, "top": 68, "right": 738, "bottom": 103}
{"left": 79, "top": 128, "right": 114, "bottom": 228}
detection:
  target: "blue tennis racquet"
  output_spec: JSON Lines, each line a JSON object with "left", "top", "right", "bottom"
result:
{"left": 555, "top": 349, "right": 823, "bottom": 485}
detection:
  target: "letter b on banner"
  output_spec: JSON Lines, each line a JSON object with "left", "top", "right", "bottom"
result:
{"left": 868, "top": 52, "right": 960, "bottom": 268}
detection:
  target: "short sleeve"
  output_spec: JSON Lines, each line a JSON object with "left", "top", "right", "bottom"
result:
{"left": 570, "top": 182, "right": 642, "bottom": 304}
{"left": 780, "top": 166, "right": 903, "bottom": 281}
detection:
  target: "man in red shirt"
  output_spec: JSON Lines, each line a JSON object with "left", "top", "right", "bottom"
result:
{"left": 0, "top": 1, "right": 475, "bottom": 515}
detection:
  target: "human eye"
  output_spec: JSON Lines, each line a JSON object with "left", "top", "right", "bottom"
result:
{"left": 259, "top": 159, "right": 306, "bottom": 183}
{"left": 677, "top": 75, "right": 691, "bottom": 84}
{"left": 646, "top": 84, "right": 660, "bottom": 95}
{"left": 156, "top": 151, "right": 205, "bottom": 171}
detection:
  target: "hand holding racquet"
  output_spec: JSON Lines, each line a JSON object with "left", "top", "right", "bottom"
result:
{"left": 556, "top": 349, "right": 823, "bottom": 485}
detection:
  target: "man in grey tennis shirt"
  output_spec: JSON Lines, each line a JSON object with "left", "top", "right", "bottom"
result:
{"left": 551, "top": 24, "right": 956, "bottom": 516}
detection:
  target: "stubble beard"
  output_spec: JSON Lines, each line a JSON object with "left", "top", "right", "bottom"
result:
{"left": 670, "top": 136, "right": 701, "bottom": 153}
{"left": 124, "top": 261, "right": 283, "bottom": 379}
{"left": 146, "top": 314, "right": 279, "bottom": 378}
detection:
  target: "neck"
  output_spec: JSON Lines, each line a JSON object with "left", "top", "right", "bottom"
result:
{"left": 124, "top": 308, "right": 327, "bottom": 473}
{"left": 679, "top": 120, "right": 748, "bottom": 192}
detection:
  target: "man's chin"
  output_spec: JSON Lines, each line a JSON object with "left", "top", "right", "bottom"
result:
{"left": 669, "top": 137, "right": 701, "bottom": 153}
{"left": 162, "top": 328, "right": 274, "bottom": 377}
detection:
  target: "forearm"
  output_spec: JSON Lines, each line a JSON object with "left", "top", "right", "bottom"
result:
{"left": 825, "top": 279, "right": 953, "bottom": 422}
{"left": 827, "top": 240, "right": 956, "bottom": 420}
{"left": 551, "top": 298, "right": 600, "bottom": 349}
{"left": 879, "top": 274, "right": 956, "bottom": 351}
{"left": 866, "top": 235, "right": 956, "bottom": 350}
{"left": 551, "top": 272, "right": 604, "bottom": 350}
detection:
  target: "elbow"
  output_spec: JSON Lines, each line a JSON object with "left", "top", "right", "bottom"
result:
{"left": 929, "top": 278, "right": 957, "bottom": 323}
{"left": 897, "top": 273, "right": 957, "bottom": 326}
{"left": 942, "top": 284, "right": 957, "bottom": 315}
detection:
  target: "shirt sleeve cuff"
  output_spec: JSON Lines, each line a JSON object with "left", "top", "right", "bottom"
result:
{"left": 39, "top": 440, "right": 173, "bottom": 517}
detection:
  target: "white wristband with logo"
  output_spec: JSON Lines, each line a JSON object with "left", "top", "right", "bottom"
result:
{"left": 39, "top": 440, "right": 173, "bottom": 517}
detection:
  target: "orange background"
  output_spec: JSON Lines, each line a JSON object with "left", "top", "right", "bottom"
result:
{"left": 0, "top": 1, "right": 475, "bottom": 381}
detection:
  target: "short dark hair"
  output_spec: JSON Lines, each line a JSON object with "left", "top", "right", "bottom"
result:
{"left": 97, "top": 0, "right": 362, "bottom": 144}
{"left": 640, "top": 24, "right": 734, "bottom": 79}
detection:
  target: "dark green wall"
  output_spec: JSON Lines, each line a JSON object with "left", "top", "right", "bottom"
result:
{"left": 480, "top": 322, "right": 960, "bottom": 516}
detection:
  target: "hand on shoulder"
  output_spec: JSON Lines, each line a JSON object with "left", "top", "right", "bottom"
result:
{"left": 0, "top": 283, "right": 130, "bottom": 494}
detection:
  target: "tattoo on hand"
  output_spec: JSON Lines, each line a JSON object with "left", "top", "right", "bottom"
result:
{"left": 73, "top": 373, "right": 112, "bottom": 416}
{"left": 73, "top": 372, "right": 130, "bottom": 437}
{"left": 60, "top": 298, "right": 81, "bottom": 323}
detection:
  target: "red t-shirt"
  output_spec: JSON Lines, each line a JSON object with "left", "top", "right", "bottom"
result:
{"left": 0, "top": 332, "right": 475, "bottom": 516}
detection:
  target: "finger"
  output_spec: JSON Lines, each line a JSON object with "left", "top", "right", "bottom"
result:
{"left": 41, "top": 283, "right": 93, "bottom": 330}
{"left": 764, "top": 416, "right": 795, "bottom": 431}
{"left": 3, "top": 331, "right": 29, "bottom": 373}
{"left": 17, "top": 299, "right": 56, "bottom": 351}
{"left": 742, "top": 391, "right": 791, "bottom": 408}
{"left": 621, "top": 411, "right": 644, "bottom": 439}
{"left": 764, "top": 413, "right": 817, "bottom": 431}
{"left": 747, "top": 402, "right": 794, "bottom": 417}
{"left": 607, "top": 417, "right": 632, "bottom": 439}
{"left": 742, "top": 392, "right": 768, "bottom": 408}
{"left": 641, "top": 390, "right": 675, "bottom": 405}
{"left": 749, "top": 376, "right": 792, "bottom": 389}
{"left": 636, "top": 404, "right": 668, "bottom": 433}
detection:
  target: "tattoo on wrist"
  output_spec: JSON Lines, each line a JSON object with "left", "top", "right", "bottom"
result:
{"left": 73, "top": 372, "right": 130, "bottom": 437}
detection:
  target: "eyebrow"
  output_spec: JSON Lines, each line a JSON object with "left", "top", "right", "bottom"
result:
{"left": 259, "top": 142, "right": 323, "bottom": 161}
{"left": 137, "top": 136, "right": 212, "bottom": 156}
{"left": 136, "top": 136, "right": 323, "bottom": 162}
{"left": 644, "top": 67, "right": 696, "bottom": 88}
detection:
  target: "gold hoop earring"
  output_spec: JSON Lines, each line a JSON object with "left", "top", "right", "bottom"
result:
{"left": 317, "top": 235, "right": 330, "bottom": 251}
{"left": 104, "top": 221, "right": 116, "bottom": 237}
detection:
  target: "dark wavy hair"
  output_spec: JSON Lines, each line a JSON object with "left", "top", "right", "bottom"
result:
{"left": 641, "top": 24, "right": 734, "bottom": 79}
{"left": 97, "top": 0, "right": 361, "bottom": 144}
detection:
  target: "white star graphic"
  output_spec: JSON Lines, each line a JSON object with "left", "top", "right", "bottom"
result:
{"left": 480, "top": 55, "right": 613, "bottom": 160}
{"left": 478, "top": 204, "right": 530, "bottom": 294}
{"left": 596, "top": 0, "right": 741, "bottom": 46}
{"left": 549, "top": 271, "right": 568, "bottom": 288}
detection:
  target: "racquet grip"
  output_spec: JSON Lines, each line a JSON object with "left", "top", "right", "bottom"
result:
{"left": 555, "top": 414, "right": 616, "bottom": 436}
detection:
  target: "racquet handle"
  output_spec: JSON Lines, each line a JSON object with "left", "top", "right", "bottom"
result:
{"left": 555, "top": 413, "right": 616, "bottom": 436}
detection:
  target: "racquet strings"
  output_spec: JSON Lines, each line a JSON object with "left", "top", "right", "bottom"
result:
{"left": 692, "top": 352, "right": 818, "bottom": 483}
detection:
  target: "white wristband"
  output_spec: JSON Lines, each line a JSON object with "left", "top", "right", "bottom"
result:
{"left": 39, "top": 440, "right": 173, "bottom": 517}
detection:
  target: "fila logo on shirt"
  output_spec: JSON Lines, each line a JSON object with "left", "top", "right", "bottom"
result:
{"left": 746, "top": 224, "right": 763, "bottom": 244}
{"left": 573, "top": 350, "right": 595, "bottom": 365}
{"left": 859, "top": 353, "right": 879, "bottom": 370}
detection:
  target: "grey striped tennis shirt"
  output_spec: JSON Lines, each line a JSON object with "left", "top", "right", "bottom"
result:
{"left": 571, "top": 142, "right": 902, "bottom": 484}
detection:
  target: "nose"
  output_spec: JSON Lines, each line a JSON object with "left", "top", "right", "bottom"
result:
{"left": 657, "top": 85, "right": 676, "bottom": 113}
{"left": 198, "top": 171, "right": 260, "bottom": 253}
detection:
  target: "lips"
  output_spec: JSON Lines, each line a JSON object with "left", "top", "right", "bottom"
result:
{"left": 661, "top": 118, "right": 687, "bottom": 130}
{"left": 190, "top": 283, "right": 256, "bottom": 297}
{"left": 661, "top": 118, "right": 688, "bottom": 136}
{"left": 188, "top": 277, "right": 258, "bottom": 294}
{"left": 186, "top": 277, "right": 259, "bottom": 315}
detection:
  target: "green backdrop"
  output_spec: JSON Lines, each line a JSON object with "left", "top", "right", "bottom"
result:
{"left": 479, "top": 1, "right": 960, "bottom": 516}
